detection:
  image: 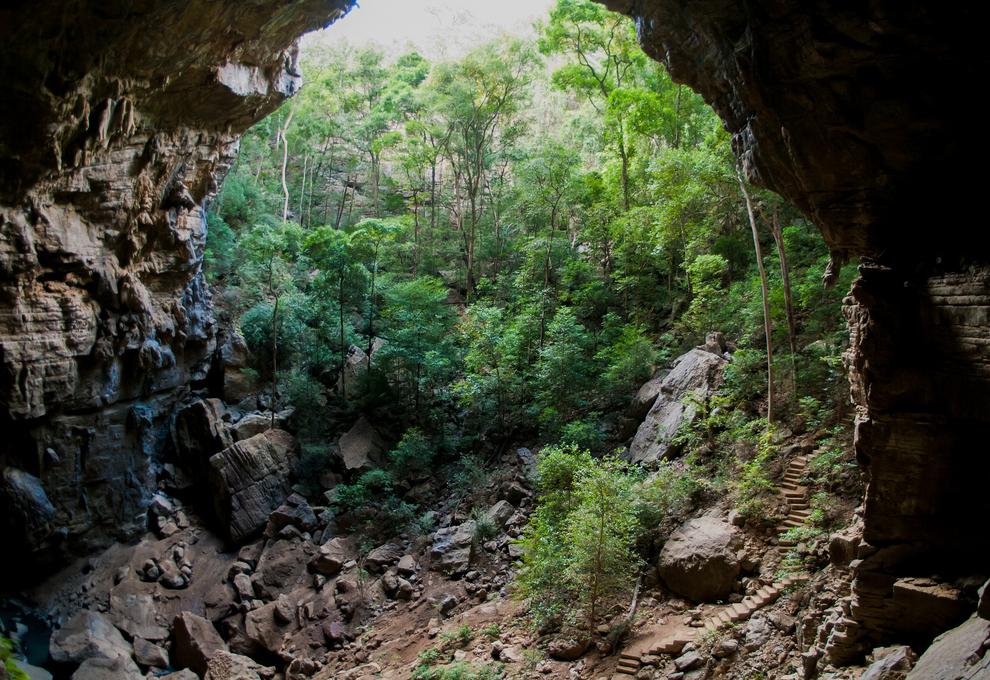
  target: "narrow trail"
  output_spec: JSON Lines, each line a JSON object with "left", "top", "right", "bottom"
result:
{"left": 613, "top": 454, "right": 813, "bottom": 677}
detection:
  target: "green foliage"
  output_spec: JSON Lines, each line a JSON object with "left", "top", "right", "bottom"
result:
{"left": 517, "top": 445, "right": 641, "bottom": 633}
{"left": 387, "top": 428, "right": 435, "bottom": 475}
{"left": 412, "top": 662, "right": 505, "bottom": 680}
{"left": 733, "top": 424, "right": 778, "bottom": 520}
{"left": 471, "top": 507, "right": 498, "bottom": 545}
{"left": 1, "top": 637, "right": 29, "bottom": 680}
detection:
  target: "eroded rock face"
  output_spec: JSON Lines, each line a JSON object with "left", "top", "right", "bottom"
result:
{"left": 209, "top": 429, "right": 299, "bottom": 544}
{"left": 605, "top": 0, "right": 990, "bottom": 655}
{"left": 0, "top": 1, "right": 353, "bottom": 576}
{"left": 627, "top": 347, "right": 725, "bottom": 464}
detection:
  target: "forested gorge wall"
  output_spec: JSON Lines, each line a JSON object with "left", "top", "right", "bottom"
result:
{"left": 605, "top": 0, "right": 990, "bottom": 655}
{"left": 0, "top": 0, "right": 987, "bottom": 658}
{"left": 0, "top": 0, "right": 352, "bottom": 575}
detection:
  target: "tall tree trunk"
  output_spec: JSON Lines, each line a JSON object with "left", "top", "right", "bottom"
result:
{"left": 279, "top": 107, "right": 295, "bottom": 222}
{"left": 617, "top": 120, "right": 630, "bottom": 211}
{"left": 334, "top": 183, "right": 349, "bottom": 229}
{"left": 339, "top": 273, "right": 347, "bottom": 400}
{"left": 270, "top": 296, "right": 280, "bottom": 430}
{"left": 769, "top": 206, "right": 798, "bottom": 356}
{"left": 297, "top": 153, "right": 308, "bottom": 225}
{"left": 739, "top": 171, "right": 775, "bottom": 423}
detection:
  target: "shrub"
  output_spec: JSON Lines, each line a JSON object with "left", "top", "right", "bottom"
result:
{"left": 733, "top": 423, "right": 777, "bottom": 520}
{"left": 517, "top": 446, "right": 641, "bottom": 634}
{"left": 388, "top": 428, "right": 435, "bottom": 475}
{"left": 471, "top": 507, "right": 498, "bottom": 545}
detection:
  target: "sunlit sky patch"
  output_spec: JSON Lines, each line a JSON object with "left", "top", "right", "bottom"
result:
{"left": 302, "top": 0, "right": 556, "bottom": 60}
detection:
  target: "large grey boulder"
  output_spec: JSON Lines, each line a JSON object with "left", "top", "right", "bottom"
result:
{"left": 628, "top": 348, "right": 726, "bottom": 464}
{"left": 658, "top": 517, "right": 741, "bottom": 602}
{"left": 430, "top": 521, "right": 475, "bottom": 575}
{"left": 907, "top": 615, "right": 990, "bottom": 679}
{"left": 335, "top": 416, "right": 386, "bottom": 472}
{"left": 50, "top": 610, "right": 133, "bottom": 666}
{"left": 861, "top": 645, "right": 915, "bottom": 680}
{"left": 626, "top": 368, "right": 671, "bottom": 421}
{"left": 209, "top": 429, "right": 298, "bottom": 543}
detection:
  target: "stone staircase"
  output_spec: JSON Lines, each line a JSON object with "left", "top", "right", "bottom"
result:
{"left": 613, "top": 454, "right": 813, "bottom": 677}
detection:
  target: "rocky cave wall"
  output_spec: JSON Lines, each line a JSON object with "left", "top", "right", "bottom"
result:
{"left": 0, "top": 0, "right": 352, "bottom": 578}
{"left": 604, "top": 0, "right": 990, "bottom": 658}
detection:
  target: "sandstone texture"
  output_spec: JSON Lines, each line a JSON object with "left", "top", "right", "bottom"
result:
{"left": 0, "top": 0, "right": 353, "bottom": 578}
{"left": 209, "top": 429, "right": 299, "bottom": 543}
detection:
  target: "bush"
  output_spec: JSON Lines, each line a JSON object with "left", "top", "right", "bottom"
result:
{"left": 388, "top": 428, "right": 435, "bottom": 476}
{"left": 733, "top": 424, "right": 777, "bottom": 520}
{"left": 471, "top": 507, "right": 498, "bottom": 545}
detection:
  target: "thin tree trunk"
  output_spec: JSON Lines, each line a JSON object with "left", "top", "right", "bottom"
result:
{"left": 270, "top": 296, "right": 280, "bottom": 430}
{"left": 770, "top": 206, "right": 798, "bottom": 356}
{"left": 279, "top": 108, "right": 295, "bottom": 222}
{"left": 334, "top": 183, "right": 349, "bottom": 229}
{"left": 739, "top": 171, "right": 775, "bottom": 423}
{"left": 339, "top": 273, "right": 347, "bottom": 400}
{"left": 297, "top": 154, "right": 308, "bottom": 224}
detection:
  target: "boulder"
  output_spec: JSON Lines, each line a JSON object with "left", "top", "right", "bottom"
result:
{"left": 0, "top": 467, "right": 56, "bottom": 551}
{"left": 658, "top": 517, "right": 741, "bottom": 602}
{"left": 71, "top": 655, "right": 143, "bottom": 680}
{"left": 906, "top": 615, "right": 990, "bottom": 679}
{"left": 209, "top": 429, "right": 298, "bottom": 543}
{"left": 430, "top": 522, "right": 475, "bottom": 575}
{"left": 49, "top": 610, "right": 132, "bottom": 666}
{"left": 221, "top": 331, "right": 259, "bottom": 403}
{"left": 862, "top": 646, "right": 915, "bottom": 680}
{"left": 232, "top": 410, "right": 293, "bottom": 442}
{"left": 173, "top": 398, "right": 233, "bottom": 475}
{"left": 265, "top": 493, "right": 317, "bottom": 537}
{"left": 626, "top": 368, "right": 671, "bottom": 421}
{"left": 335, "top": 416, "right": 386, "bottom": 472}
{"left": 108, "top": 583, "right": 169, "bottom": 641}
{"left": 253, "top": 538, "right": 311, "bottom": 600}
{"left": 628, "top": 348, "right": 726, "bottom": 464}
{"left": 311, "top": 537, "right": 352, "bottom": 576}
{"left": 204, "top": 650, "right": 274, "bottom": 680}
{"left": 365, "top": 543, "right": 403, "bottom": 573}
{"left": 172, "top": 611, "right": 228, "bottom": 677}
{"left": 486, "top": 500, "right": 514, "bottom": 529}
{"left": 396, "top": 555, "right": 417, "bottom": 575}
{"left": 547, "top": 637, "right": 589, "bottom": 661}
{"left": 336, "top": 344, "right": 369, "bottom": 396}
{"left": 132, "top": 638, "right": 169, "bottom": 668}
{"left": 245, "top": 601, "right": 290, "bottom": 656}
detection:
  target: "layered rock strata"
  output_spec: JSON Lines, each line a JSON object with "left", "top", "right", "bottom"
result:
{"left": 605, "top": 0, "right": 990, "bottom": 657}
{"left": 0, "top": 0, "right": 352, "bottom": 577}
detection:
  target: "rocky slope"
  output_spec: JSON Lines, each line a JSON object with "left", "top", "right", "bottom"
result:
{"left": 0, "top": 0, "right": 353, "bottom": 576}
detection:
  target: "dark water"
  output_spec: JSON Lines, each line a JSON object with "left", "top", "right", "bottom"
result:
{"left": 0, "top": 600, "right": 51, "bottom": 667}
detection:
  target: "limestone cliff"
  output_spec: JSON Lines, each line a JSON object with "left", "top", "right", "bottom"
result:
{"left": 0, "top": 0, "right": 352, "bottom": 576}
{"left": 604, "top": 0, "right": 990, "bottom": 657}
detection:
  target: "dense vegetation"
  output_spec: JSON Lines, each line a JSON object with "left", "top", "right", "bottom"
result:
{"left": 207, "top": 0, "right": 855, "bottom": 639}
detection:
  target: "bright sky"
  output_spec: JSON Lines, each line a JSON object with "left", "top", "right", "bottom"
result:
{"left": 302, "top": 0, "right": 556, "bottom": 60}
